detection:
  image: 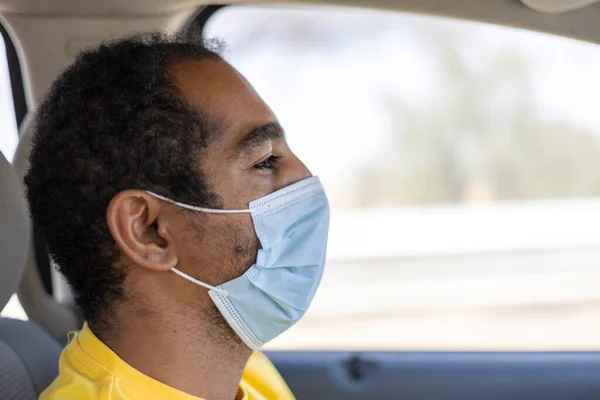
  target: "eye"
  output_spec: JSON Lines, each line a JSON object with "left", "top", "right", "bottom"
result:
{"left": 254, "top": 155, "right": 281, "bottom": 170}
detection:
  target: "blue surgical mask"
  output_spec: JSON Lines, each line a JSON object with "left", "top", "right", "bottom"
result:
{"left": 146, "top": 177, "right": 330, "bottom": 349}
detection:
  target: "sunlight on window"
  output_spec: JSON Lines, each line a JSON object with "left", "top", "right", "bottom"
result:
{"left": 2, "top": 294, "right": 27, "bottom": 321}
{"left": 0, "top": 37, "right": 18, "bottom": 160}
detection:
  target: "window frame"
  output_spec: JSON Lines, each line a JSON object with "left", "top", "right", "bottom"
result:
{"left": 0, "top": 20, "right": 27, "bottom": 130}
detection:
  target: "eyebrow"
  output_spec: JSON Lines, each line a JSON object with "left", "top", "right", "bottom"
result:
{"left": 235, "top": 122, "right": 285, "bottom": 154}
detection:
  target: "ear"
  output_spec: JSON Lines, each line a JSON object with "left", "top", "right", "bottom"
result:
{"left": 106, "top": 190, "right": 178, "bottom": 271}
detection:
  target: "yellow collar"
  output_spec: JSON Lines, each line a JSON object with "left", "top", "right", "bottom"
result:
{"left": 75, "top": 323, "right": 244, "bottom": 400}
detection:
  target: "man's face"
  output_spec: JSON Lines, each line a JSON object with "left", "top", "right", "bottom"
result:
{"left": 153, "top": 58, "right": 311, "bottom": 304}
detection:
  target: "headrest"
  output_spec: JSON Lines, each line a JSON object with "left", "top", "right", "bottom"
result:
{"left": 0, "top": 150, "right": 30, "bottom": 311}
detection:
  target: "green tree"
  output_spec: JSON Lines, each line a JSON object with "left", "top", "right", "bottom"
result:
{"left": 352, "top": 31, "right": 600, "bottom": 207}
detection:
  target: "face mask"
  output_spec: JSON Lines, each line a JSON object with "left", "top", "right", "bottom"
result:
{"left": 146, "top": 176, "right": 330, "bottom": 349}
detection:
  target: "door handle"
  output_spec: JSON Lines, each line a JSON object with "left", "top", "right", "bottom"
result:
{"left": 343, "top": 353, "right": 380, "bottom": 383}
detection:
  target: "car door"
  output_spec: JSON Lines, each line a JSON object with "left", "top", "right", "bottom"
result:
{"left": 198, "top": 4, "right": 600, "bottom": 399}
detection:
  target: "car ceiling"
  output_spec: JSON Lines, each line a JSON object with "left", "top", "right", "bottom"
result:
{"left": 1, "top": 1, "right": 600, "bottom": 46}
{"left": 0, "top": 0, "right": 596, "bottom": 18}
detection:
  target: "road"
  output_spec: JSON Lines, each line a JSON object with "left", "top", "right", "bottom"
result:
{"left": 267, "top": 248, "right": 600, "bottom": 350}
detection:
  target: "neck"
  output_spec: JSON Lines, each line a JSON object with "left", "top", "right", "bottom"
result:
{"left": 93, "top": 304, "right": 252, "bottom": 400}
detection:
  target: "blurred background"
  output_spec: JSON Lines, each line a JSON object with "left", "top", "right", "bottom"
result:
{"left": 3, "top": 5, "right": 600, "bottom": 350}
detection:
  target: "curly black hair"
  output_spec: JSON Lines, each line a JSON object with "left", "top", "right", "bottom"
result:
{"left": 24, "top": 30, "right": 225, "bottom": 328}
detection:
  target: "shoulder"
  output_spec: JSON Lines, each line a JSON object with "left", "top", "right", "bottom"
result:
{"left": 40, "top": 329, "right": 116, "bottom": 400}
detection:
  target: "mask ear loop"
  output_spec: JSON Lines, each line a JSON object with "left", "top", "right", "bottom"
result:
{"left": 144, "top": 191, "right": 244, "bottom": 297}
{"left": 171, "top": 268, "right": 229, "bottom": 297}
{"left": 145, "top": 191, "right": 252, "bottom": 214}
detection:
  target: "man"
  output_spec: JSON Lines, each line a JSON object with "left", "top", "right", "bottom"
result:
{"left": 25, "top": 30, "right": 329, "bottom": 400}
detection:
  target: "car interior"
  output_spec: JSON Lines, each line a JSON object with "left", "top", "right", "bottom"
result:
{"left": 3, "top": 0, "right": 600, "bottom": 399}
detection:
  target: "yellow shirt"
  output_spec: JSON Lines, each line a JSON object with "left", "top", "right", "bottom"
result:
{"left": 40, "top": 324, "right": 295, "bottom": 400}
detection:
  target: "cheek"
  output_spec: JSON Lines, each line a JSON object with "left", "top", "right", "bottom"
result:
{"left": 210, "top": 168, "right": 275, "bottom": 209}
{"left": 181, "top": 213, "right": 259, "bottom": 282}
{"left": 177, "top": 215, "right": 226, "bottom": 275}
{"left": 228, "top": 214, "right": 260, "bottom": 275}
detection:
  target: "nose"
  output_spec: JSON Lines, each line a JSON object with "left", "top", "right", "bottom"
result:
{"left": 278, "top": 154, "right": 312, "bottom": 189}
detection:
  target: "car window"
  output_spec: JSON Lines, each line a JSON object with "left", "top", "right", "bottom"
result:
{"left": 206, "top": 5, "right": 600, "bottom": 351}
{"left": 0, "top": 32, "right": 18, "bottom": 160}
